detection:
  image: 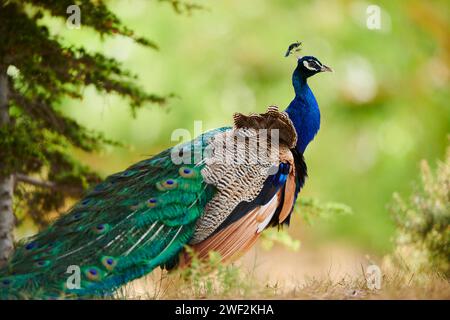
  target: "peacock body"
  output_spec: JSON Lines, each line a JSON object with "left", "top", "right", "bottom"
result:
{"left": 0, "top": 55, "right": 332, "bottom": 299}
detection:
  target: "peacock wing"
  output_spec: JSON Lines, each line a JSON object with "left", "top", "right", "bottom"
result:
{"left": 185, "top": 106, "right": 306, "bottom": 263}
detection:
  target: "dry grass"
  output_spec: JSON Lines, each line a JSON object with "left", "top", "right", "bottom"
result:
{"left": 117, "top": 247, "right": 450, "bottom": 300}
{"left": 287, "top": 271, "right": 450, "bottom": 299}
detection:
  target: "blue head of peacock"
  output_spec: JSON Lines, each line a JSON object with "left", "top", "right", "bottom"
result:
{"left": 295, "top": 56, "right": 333, "bottom": 79}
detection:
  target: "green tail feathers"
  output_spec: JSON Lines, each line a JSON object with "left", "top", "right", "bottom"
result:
{"left": 0, "top": 128, "right": 228, "bottom": 299}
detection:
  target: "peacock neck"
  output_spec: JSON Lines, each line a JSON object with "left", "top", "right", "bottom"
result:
{"left": 285, "top": 70, "right": 321, "bottom": 154}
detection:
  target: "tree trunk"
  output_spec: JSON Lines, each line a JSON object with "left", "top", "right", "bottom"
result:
{"left": 0, "top": 71, "right": 15, "bottom": 267}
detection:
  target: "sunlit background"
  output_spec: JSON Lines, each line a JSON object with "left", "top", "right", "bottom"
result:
{"left": 17, "top": 0, "right": 449, "bottom": 279}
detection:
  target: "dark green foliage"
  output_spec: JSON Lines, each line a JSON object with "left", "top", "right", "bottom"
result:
{"left": 3, "top": 0, "right": 158, "bottom": 48}
{"left": 390, "top": 147, "right": 450, "bottom": 278}
{"left": 0, "top": 128, "right": 227, "bottom": 299}
{"left": 0, "top": 119, "right": 47, "bottom": 176}
{"left": 0, "top": 0, "right": 178, "bottom": 229}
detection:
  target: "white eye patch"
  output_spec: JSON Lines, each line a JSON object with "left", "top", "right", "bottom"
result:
{"left": 303, "top": 60, "right": 321, "bottom": 71}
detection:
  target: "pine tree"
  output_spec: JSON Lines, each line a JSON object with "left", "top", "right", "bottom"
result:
{"left": 0, "top": 0, "right": 197, "bottom": 266}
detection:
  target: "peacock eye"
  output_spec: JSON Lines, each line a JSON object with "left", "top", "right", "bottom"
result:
{"left": 156, "top": 179, "right": 178, "bottom": 191}
{"left": 101, "top": 256, "right": 118, "bottom": 271}
{"left": 1, "top": 279, "right": 12, "bottom": 286}
{"left": 34, "top": 260, "right": 51, "bottom": 268}
{"left": 147, "top": 197, "right": 158, "bottom": 208}
{"left": 91, "top": 223, "right": 110, "bottom": 235}
{"left": 83, "top": 266, "right": 104, "bottom": 281}
{"left": 303, "top": 60, "right": 321, "bottom": 71}
{"left": 25, "top": 242, "right": 38, "bottom": 250}
{"left": 179, "top": 166, "right": 196, "bottom": 178}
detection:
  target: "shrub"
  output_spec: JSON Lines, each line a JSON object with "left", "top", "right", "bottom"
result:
{"left": 390, "top": 147, "right": 449, "bottom": 278}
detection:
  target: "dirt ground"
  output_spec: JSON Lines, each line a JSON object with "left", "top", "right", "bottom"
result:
{"left": 123, "top": 239, "right": 449, "bottom": 300}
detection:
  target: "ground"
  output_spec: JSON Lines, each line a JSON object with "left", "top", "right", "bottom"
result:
{"left": 120, "top": 240, "right": 450, "bottom": 300}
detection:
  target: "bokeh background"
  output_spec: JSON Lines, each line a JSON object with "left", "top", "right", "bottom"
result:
{"left": 16, "top": 0, "right": 449, "bottom": 280}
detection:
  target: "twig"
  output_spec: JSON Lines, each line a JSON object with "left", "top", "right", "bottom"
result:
{"left": 15, "top": 173, "right": 83, "bottom": 194}
{"left": 15, "top": 173, "right": 56, "bottom": 189}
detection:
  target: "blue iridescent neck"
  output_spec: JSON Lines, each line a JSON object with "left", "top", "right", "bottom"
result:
{"left": 285, "top": 69, "right": 321, "bottom": 154}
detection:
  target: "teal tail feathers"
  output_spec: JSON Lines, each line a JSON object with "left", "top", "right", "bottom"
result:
{"left": 0, "top": 128, "right": 227, "bottom": 299}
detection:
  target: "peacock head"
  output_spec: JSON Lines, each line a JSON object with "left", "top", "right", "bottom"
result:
{"left": 296, "top": 56, "right": 333, "bottom": 78}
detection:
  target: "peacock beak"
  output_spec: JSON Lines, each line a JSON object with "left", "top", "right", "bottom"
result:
{"left": 320, "top": 64, "right": 333, "bottom": 72}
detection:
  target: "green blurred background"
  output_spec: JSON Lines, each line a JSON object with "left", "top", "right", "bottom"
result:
{"left": 24, "top": 0, "right": 449, "bottom": 255}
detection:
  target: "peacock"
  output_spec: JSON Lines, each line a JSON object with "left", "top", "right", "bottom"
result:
{"left": 0, "top": 47, "right": 332, "bottom": 299}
